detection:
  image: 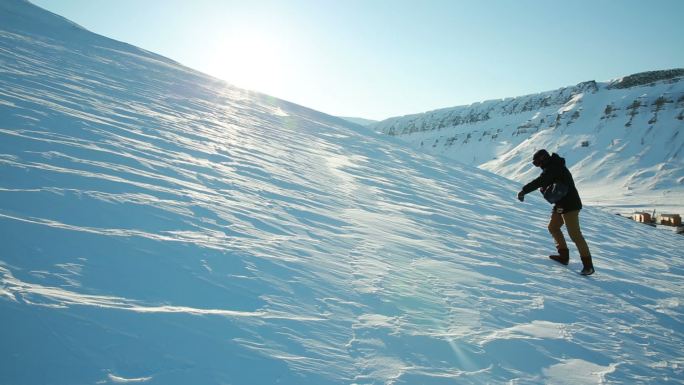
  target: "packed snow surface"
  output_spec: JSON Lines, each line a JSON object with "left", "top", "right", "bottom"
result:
{"left": 1, "top": 1, "right": 683, "bottom": 384}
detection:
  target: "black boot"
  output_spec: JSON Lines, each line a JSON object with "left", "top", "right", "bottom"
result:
{"left": 580, "top": 255, "right": 595, "bottom": 276}
{"left": 549, "top": 248, "right": 569, "bottom": 265}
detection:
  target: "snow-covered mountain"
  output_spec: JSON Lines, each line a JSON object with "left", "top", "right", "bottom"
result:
{"left": 375, "top": 71, "right": 684, "bottom": 214}
{"left": 1, "top": 1, "right": 683, "bottom": 384}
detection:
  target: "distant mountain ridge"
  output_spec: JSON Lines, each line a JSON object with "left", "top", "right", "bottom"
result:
{"left": 374, "top": 69, "right": 684, "bottom": 213}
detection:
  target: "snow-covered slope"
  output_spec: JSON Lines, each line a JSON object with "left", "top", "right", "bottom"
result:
{"left": 375, "top": 71, "right": 684, "bottom": 214}
{"left": 340, "top": 116, "right": 379, "bottom": 127}
{"left": 1, "top": 1, "right": 683, "bottom": 384}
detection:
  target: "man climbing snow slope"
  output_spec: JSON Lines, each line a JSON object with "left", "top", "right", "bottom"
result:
{"left": 517, "top": 149, "right": 595, "bottom": 276}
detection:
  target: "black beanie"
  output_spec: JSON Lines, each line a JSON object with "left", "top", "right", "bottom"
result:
{"left": 533, "top": 149, "right": 550, "bottom": 166}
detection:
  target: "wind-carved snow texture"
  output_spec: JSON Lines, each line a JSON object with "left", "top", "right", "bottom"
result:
{"left": 1, "top": 1, "right": 683, "bottom": 384}
{"left": 375, "top": 71, "right": 684, "bottom": 214}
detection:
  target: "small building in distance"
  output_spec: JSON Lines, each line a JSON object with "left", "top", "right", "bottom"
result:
{"left": 658, "top": 214, "right": 682, "bottom": 226}
{"left": 632, "top": 212, "right": 653, "bottom": 224}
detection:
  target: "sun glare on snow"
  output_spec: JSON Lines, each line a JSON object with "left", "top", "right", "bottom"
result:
{"left": 208, "top": 29, "right": 288, "bottom": 93}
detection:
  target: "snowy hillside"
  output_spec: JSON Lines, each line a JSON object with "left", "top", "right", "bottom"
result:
{"left": 2, "top": 1, "right": 684, "bottom": 384}
{"left": 340, "top": 117, "right": 379, "bottom": 127}
{"left": 375, "top": 71, "right": 684, "bottom": 214}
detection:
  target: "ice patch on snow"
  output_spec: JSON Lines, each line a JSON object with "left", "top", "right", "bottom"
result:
{"left": 481, "top": 320, "right": 573, "bottom": 345}
{"left": 107, "top": 373, "right": 153, "bottom": 383}
{"left": 542, "top": 359, "right": 617, "bottom": 385}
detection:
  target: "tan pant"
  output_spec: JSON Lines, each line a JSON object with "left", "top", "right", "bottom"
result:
{"left": 548, "top": 210, "right": 591, "bottom": 257}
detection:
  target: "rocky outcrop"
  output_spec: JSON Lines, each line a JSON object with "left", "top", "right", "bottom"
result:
{"left": 607, "top": 69, "right": 684, "bottom": 89}
{"left": 376, "top": 81, "right": 598, "bottom": 136}
{"left": 376, "top": 70, "right": 683, "bottom": 138}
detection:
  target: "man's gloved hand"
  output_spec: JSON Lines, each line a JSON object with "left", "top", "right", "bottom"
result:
{"left": 517, "top": 191, "right": 525, "bottom": 202}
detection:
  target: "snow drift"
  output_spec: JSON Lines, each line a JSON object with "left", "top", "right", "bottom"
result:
{"left": 1, "top": 1, "right": 683, "bottom": 384}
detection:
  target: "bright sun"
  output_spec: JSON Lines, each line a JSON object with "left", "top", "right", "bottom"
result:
{"left": 208, "top": 28, "right": 288, "bottom": 94}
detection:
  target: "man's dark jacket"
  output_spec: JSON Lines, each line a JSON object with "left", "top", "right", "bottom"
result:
{"left": 521, "top": 153, "right": 582, "bottom": 212}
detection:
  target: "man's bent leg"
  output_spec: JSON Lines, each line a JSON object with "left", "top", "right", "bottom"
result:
{"left": 548, "top": 211, "right": 567, "bottom": 251}
{"left": 547, "top": 211, "right": 570, "bottom": 264}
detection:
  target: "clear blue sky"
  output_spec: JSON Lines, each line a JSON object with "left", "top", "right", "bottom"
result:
{"left": 31, "top": 0, "right": 684, "bottom": 120}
